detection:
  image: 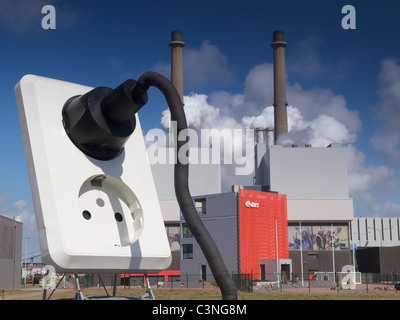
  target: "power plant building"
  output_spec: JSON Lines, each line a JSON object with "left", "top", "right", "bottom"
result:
{"left": 117, "top": 28, "right": 391, "bottom": 283}
{"left": 174, "top": 30, "right": 355, "bottom": 279}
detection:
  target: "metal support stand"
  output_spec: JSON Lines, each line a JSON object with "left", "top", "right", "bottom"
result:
{"left": 42, "top": 272, "right": 48, "bottom": 301}
{"left": 74, "top": 274, "right": 87, "bottom": 300}
{"left": 141, "top": 274, "right": 155, "bottom": 300}
{"left": 46, "top": 274, "right": 66, "bottom": 300}
{"left": 113, "top": 274, "right": 117, "bottom": 297}
{"left": 98, "top": 274, "right": 110, "bottom": 296}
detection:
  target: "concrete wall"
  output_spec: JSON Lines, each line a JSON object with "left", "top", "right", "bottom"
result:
{"left": 268, "top": 146, "right": 349, "bottom": 199}
{"left": 0, "top": 216, "right": 22, "bottom": 291}
{"left": 266, "top": 145, "right": 354, "bottom": 224}
{"left": 287, "top": 199, "right": 354, "bottom": 222}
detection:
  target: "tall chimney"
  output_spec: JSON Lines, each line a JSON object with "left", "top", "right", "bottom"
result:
{"left": 271, "top": 30, "right": 288, "bottom": 143}
{"left": 168, "top": 30, "right": 185, "bottom": 148}
{"left": 169, "top": 30, "right": 185, "bottom": 103}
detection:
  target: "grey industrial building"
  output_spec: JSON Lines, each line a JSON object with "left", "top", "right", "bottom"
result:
{"left": 179, "top": 142, "right": 355, "bottom": 279}
{"left": 0, "top": 215, "right": 22, "bottom": 291}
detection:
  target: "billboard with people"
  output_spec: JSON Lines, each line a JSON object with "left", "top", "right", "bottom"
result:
{"left": 288, "top": 224, "right": 349, "bottom": 251}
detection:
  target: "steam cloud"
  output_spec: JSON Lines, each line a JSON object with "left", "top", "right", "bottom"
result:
{"left": 160, "top": 62, "right": 358, "bottom": 149}
{"left": 155, "top": 58, "right": 400, "bottom": 217}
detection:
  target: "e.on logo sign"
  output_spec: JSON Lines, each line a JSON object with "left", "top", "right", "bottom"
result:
{"left": 245, "top": 200, "right": 259, "bottom": 208}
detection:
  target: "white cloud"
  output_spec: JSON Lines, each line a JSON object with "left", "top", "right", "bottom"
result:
{"left": 161, "top": 92, "right": 243, "bottom": 132}
{"left": 160, "top": 60, "right": 361, "bottom": 163}
{"left": 287, "top": 83, "right": 361, "bottom": 138}
{"left": 242, "top": 106, "right": 275, "bottom": 129}
{"left": 161, "top": 93, "right": 221, "bottom": 129}
{"left": 371, "top": 202, "right": 400, "bottom": 217}
{"left": 0, "top": 194, "right": 36, "bottom": 233}
{"left": 243, "top": 63, "right": 274, "bottom": 110}
{"left": 370, "top": 58, "right": 400, "bottom": 162}
{"left": 242, "top": 104, "right": 355, "bottom": 148}
{"left": 346, "top": 145, "right": 400, "bottom": 217}
{"left": 352, "top": 57, "right": 400, "bottom": 216}
{"left": 208, "top": 62, "right": 361, "bottom": 141}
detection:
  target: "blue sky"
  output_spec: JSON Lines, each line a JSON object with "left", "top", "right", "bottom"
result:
{"left": 0, "top": 0, "right": 400, "bottom": 253}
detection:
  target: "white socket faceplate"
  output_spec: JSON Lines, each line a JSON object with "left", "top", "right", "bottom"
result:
{"left": 15, "top": 75, "right": 171, "bottom": 273}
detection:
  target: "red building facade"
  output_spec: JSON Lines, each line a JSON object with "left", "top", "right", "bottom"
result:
{"left": 239, "top": 189, "right": 288, "bottom": 278}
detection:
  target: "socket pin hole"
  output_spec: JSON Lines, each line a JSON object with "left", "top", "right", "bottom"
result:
{"left": 96, "top": 198, "right": 105, "bottom": 207}
{"left": 82, "top": 210, "right": 91, "bottom": 220}
{"left": 115, "top": 212, "right": 123, "bottom": 222}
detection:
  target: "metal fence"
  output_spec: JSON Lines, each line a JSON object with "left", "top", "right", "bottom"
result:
{"left": 49, "top": 272, "right": 400, "bottom": 295}
{"left": 235, "top": 272, "right": 400, "bottom": 294}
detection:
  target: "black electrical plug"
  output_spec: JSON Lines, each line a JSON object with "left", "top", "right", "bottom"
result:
{"left": 62, "top": 80, "right": 148, "bottom": 160}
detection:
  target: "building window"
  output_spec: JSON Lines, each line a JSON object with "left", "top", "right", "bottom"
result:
{"left": 195, "top": 199, "right": 206, "bottom": 215}
{"left": 165, "top": 224, "right": 180, "bottom": 252}
{"left": 182, "top": 244, "right": 193, "bottom": 259}
{"left": 182, "top": 223, "right": 193, "bottom": 238}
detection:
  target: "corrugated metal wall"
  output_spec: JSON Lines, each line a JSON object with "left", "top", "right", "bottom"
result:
{"left": 351, "top": 217, "right": 400, "bottom": 248}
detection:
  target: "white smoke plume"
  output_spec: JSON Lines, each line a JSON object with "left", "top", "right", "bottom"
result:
{"left": 156, "top": 62, "right": 361, "bottom": 188}
{"left": 153, "top": 58, "right": 400, "bottom": 216}
{"left": 161, "top": 92, "right": 242, "bottom": 131}
{"left": 161, "top": 98, "right": 356, "bottom": 150}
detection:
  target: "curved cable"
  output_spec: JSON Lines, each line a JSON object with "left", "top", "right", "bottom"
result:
{"left": 132, "top": 71, "right": 238, "bottom": 300}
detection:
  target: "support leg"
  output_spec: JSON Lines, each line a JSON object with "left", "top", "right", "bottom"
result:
{"left": 113, "top": 274, "right": 117, "bottom": 297}
{"left": 141, "top": 274, "right": 155, "bottom": 300}
{"left": 74, "top": 274, "right": 86, "bottom": 300}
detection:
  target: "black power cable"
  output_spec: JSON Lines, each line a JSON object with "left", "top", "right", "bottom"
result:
{"left": 133, "top": 72, "right": 238, "bottom": 300}
{"left": 62, "top": 72, "right": 238, "bottom": 300}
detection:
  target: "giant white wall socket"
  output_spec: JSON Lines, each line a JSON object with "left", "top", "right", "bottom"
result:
{"left": 15, "top": 75, "right": 172, "bottom": 273}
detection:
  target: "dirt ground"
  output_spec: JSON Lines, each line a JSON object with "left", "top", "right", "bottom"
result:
{"left": 3, "top": 285, "right": 400, "bottom": 300}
